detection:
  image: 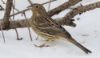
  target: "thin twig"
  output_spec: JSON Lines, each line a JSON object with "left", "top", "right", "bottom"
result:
{"left": 1, "top": 0, "right": 20, "bottom": 12}
{"left": 0, "top": 23, "right": 5, "bottom": 43}
{"left": 48, "top": 0, "right": 82, "bottom": 17}
{"left": 10, "top": 0, "right": 56, "bottom": 17}
{"left": 48, "top": 0, "right": 52, "bottom": 11}
{"left": 15, "top": 28, "right": 22, "bottom": 40}
{"left": 28, "top": 0, "right": 33, "bottom": 5}
{"left": 41, "top": 0, "right": 56, "bottom": 5}
{"left": 1, "top": 0, "right": 6, "bottom": 4}
{"left": 12, "top": 0, "right": 22, "bottom": 40}
{"left": 12, "top": 0, "right": 15, "bottom": 20}
{"left": 12, "top": 5, "right": 20, "bottom": 12}
{"left": 0, "top": 5, "right": 4, "bottom": 11}
{"left": 23, "top": 12, "right": 33, "bottom": 41}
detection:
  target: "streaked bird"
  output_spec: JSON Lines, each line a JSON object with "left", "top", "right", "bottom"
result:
{"left": 28, "top": 3, "right": 92, "bottom": 54}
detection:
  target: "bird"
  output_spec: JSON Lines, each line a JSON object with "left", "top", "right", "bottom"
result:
{"left": 28, "top": 3, "right": 92, "bottom": 54}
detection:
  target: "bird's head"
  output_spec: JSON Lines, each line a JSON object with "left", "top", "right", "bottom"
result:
{"left": 27, "top": 3, "right": 47, "bottom": 17}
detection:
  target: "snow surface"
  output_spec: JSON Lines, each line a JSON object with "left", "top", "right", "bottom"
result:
{"left": 0, "top": 0, "right": 100, "bottom": 58}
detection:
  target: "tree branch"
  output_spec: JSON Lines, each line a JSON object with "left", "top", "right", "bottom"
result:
{"left": 10, "top": 0, "right": 56, "bottom": 17}
{"left": 0, "top": 1, "right": 100, "bottom": 30}
{"left": 47, "top": 0, "right": 81, "bottom": 27}
{"left": 9, "top": 0, "right": 81, "bottom": 28}
{"left": 48, "top": 0, "right": 82, "bottom": 17}
{"left": 62, "top": 1, "right": 100, "bottom": 26}
{"left": 1, "top": 0, "right": 13, "bottom": 29}
{"left": 0, "top": 5, "right": 4, "bottom": 11}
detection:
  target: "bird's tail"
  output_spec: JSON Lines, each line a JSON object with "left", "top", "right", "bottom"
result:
{"left": 68, "top": 37, "right": 92, "bottom": 54}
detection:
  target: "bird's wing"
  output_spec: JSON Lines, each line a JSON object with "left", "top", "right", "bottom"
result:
{"left": 35, "top": 15, "right": 71, "bottom": 36}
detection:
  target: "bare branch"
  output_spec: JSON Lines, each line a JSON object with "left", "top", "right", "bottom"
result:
{"left": 1, "top": 0, "right": 13, "bottom": 29}
{"left": 0, "top": 5, "right": 4, "bottom": 11}
{"left": 0, "top": 24, "right": 6, "bottom": 43}
{"left": 54, "top": 18, "right": 76, "bottom": 27}
{"left": 41, "top": 0, "right": 56, "bottom": 5}
{"left": 28, "top": 0, "right": 33, "bottom": 5}
{"left": 12, "top": 0, "right": 22, "bottom": 40}
{"left": 10, "top": 0, "right": 56, "bottom": 17}
{"left": 48, "top": 0, "right": 82, "bottom": 17}
{"left": 0, "top": 18, "right": 74, "bottom": 30}
{"left": 0, "top": 1, "right": 100, "bottom": 30}
{"left": 12, "top": 4, "right": 20, "bottom": 12}
{"left": 9, "top": 0, "right": 80, "bottom": 27}
{"left": 1, "top": 0, "right": 6, "bottom": 4}
{"left": 62, "top": 1, "right": 100, "bottom": 27}
{"left": 48, "top": 0, "right": 52, "bottom": 11}
{"left": 23, "top": 12, "right": 33, "bottom": 41}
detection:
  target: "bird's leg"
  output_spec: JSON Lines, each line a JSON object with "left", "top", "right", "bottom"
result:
{"left": 34, "top": 40, "right": 50, "bottom": 48}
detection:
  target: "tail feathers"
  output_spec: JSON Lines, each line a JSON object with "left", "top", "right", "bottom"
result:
{"left": 69, "top": 37, "right": 92, "bottom": 54}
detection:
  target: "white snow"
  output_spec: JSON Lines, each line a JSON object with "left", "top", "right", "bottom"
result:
{"left": 0, "top": 0, "right": 100, "bottom": 58}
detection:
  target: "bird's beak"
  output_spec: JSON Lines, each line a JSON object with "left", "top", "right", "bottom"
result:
{"left": 27, "top": 5, "right": 32, "bottom": 9}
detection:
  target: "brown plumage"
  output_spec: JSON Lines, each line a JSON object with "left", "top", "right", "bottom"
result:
{"left": 28, "top": 3, "right": 92, "bottom": 54}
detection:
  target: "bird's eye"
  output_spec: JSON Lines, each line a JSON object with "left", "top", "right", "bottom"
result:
{"left": 35, "top": 6, "right": 38, "bottom": 8}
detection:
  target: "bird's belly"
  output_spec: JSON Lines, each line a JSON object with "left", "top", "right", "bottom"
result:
{"left": 31, "top": 27, "right": 58, "bottom": 41}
